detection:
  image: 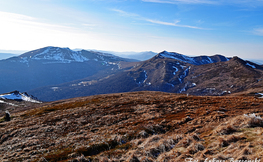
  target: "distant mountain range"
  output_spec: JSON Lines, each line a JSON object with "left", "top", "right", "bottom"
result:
{"left": 0, "top": 46, "right": 137, "bottom": 95}
{"left": 1, "top": 47, "right": 263, "bottom": 101}
{"left": 27, "top": 50, "right": 263, "bottom": 101}
{"left": 110, "top": 51, "right": 157, "bottom": 61}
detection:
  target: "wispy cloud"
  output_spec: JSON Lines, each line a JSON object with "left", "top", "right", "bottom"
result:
{"left": 142, "top": 0, "right": 263, "bottom": 6}
{"left": 0, "top": 11, "right": 101, "bottom": 50}
{"left": 144, "top": 19, "right": 205, "bottom": 29}
{"left": 111, "top": 9, "right": 140, "bottom": 17}
{"left": 253, "top": 28, "right": 263, "bottom": 36}
{"left": 111, "top": 9, "right": 206, "bottom": 29}
{"left": 141, "top": 0, "right": 218, "bottom": 5}
{"left": 0, "top": 11, "right": 73, "bottom": 32}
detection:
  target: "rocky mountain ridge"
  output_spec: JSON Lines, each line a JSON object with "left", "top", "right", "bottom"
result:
{"left": 28, "top": 52, "right": 263, "bottom": 101}
{"left": 0, "top": 90, "right": 40, "bottom": 103}
{"left": 8, "top": 46, "right": 137, "bottom": 65}
{"left": 156, "top": 51, "right": 230, "bottom": 65}
{"left": 1, "top": 46, "right": 262, "bottom": 101}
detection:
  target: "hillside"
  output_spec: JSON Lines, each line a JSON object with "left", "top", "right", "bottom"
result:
{"left": 0, "top": 46, "right": 137, "bottom": 94}
{"left": 1, "top": 91, "right": 263, "bottom": 161}
{"left": 28, "top": 52, "right": 263, "bottom": 101}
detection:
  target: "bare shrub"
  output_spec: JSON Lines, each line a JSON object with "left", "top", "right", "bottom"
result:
{"left": 226, "top": 135, "right": 243, "bottom": 143}
{"left": 176, "top": 133, "right": 200, "bottom": 148}
{"left": 127, "top": 154, "right": 140, "bottom": 162}
{"left": 76, "top": 154, "right": 89, "bottom": 162}
{"left": 192, "top": 133, "right": 201, "bottom": 141}
{"left": 4, "top": 110, "right": 10, "bottom": 121}
{"left": 140, "top": 156, "right": 154, "bottom": 162}
{"left": 186, "top": 142, "right": 205, "bottom": 154}
{"left": 139, "top": 135, "right": 162, "bottom": 149}
{"left": 241, "top": 147, "right": 252, "bottom": 155}
{"left": 218, "top": 138, "right": 229, "bottom": 147}
{"left": 244, "top": 113, "right": 263, "bottom": 127}
{"left": 138, "top": 130, "right": 149, "bottom": 138}
{"left": 99, "top": 157, "right": 109, "bottom": 162}
{"left": 235, "top": 155, "right": 249, "bottom": 161}
{"left": 138, "top": 134, "right": 179, "bottom": 159}
{"left": 156, "top": 150, "right": 181, "bottom": 162}
{"left": 169, "top": 134, "right": 183, "bottom": 144}
{"left": 213, "top": 154, "right": 229, "bottom": 160}
{"left": 214, "top": 124, "right": 237, "bottom": 135}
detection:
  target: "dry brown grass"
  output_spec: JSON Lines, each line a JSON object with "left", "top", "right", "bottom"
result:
{"left": 1, "top": 91, "right": 263, "bottom": 161}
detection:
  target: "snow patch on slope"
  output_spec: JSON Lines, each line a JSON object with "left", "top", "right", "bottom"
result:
{"left": 134, "top": 70, "right": 148, "bottom": 85}
{"left": 172, "top": 66, "right": 179, "bottom": 75}
{"left": 246, "top": 62, "right": 256, "bottom": 69}
{"left": 159, "top": 51, "right": 229, "bottom": 65}
{"left": 160, "top": 51, "right": 196, "bottom": 64}
{"left": 32, "top": 47, "right": 89, "bottom": 63}
{"left": 0, "top": 91, "right": 41, "bottom": 103}
{"left": 0, "top": 100, "right": 18, "bottom": 106}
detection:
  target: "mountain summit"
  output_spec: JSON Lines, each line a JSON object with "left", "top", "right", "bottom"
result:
{"left": 28, "top": 50, "right": 263, "bottom": 101}
{"left": 9, "top": 46, "right": 135, "bottom": 65}
{"left": 0, "top": 46, "right": 137, "bottom": 94}
{"left": 0, "top": 90, "right": 41, "bottom": 103}
{"left": 1, "top": 47, "right": 262, "bottom": 101}
{"left": 156, "top": 51, "right": 230, "bottom": 65}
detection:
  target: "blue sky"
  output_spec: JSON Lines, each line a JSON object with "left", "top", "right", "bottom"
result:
{"left": 0, "top": 0, "right": 262, "bottom": 60}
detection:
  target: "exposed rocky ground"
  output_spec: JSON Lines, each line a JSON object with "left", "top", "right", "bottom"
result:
{"left": 1, "top": 91, "right": 263, "bottom": 161}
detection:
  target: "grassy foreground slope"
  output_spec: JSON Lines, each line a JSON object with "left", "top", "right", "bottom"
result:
{"left": 1, "top": 91, "right": 263, "bottom": 161}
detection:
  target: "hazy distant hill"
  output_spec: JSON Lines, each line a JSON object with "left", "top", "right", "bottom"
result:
{"left": 0, "top": 53, "right": 17, "bottom": 60}
{"left": 117, "top": 51, "right": 157, "bottom": 61}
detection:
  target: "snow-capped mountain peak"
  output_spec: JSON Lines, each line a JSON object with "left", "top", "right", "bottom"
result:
{"left": 157, "top": 51, "right": 230, "bottom": 65}
{"left": 158, "top": 51, "right": 196, "bottom": 64}
{"left": 0, "top": 90, "right": 41, "bottom": 103}
{"left": 23, "top": 46, "right": 89, "bottom": 63}
{"left": 9, "top": 46, "right": 133, "bottom": 66}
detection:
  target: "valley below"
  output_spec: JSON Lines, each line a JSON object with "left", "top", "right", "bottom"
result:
{"left": 1, "top": 91, "right": 263, "bottom": 161}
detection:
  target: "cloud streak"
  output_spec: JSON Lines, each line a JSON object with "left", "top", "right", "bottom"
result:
{"left": 144, "top": 19, "right": 205, "bottom": 29}
{"left": 142, "top": 0, "right": 263, "bottom": 6}
{"left": 253, "top": 28, "right": 263, "bottom": 36}
{"left": 112, "top": 9, "right": 206, "bottom": 29}
{"left": 0, "top": 11, "right": 73, "bottom": 32}
{"left": 0, "top": 11, "right": 108, "bottom": 50}
{"left": 142, "top": 0, "right": 218, "bottom": 4}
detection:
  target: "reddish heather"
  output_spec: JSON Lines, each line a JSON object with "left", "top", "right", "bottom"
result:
{"left": 1, "top": 91, "right": 263, "bottom": 162}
